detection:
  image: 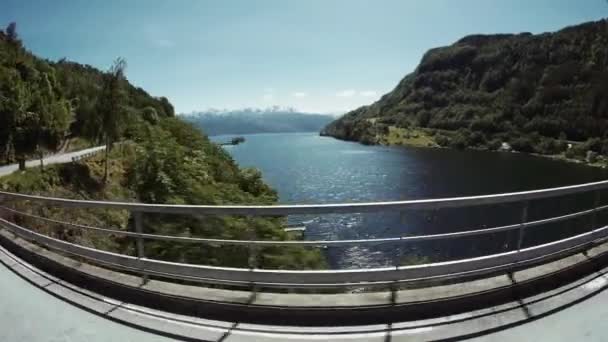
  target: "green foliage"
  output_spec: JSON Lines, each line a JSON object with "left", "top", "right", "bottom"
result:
{"left": 509, "top": 136, "right": 535, "bottom": 153}
{"left": 565, "top": 145, "right": 586, "bottom": 160}
{"left": 97, "top": 58, "right": 128, "bottom": 147}
{"left": 0, "top": 22, "right": 174, "bottom": 166}
{"left": 141, "top": 106, "right": 159, "bottom": 124}
{"left": 400, "top": 253, "right": 431, "bottom": 266}
{"left": 53, "top": 60, "right": 174, "bottom": 140}
{"left": 416, "top": 111, "right": 431, "bottom": 127}
{"left": 323, "top": 19, "right": 608, "bottom": 157}
{"left": 536, "top": 137, "right": 567, "bottom": 154}
{"left": 0, "top": 22, "right": 326, "bottom": 270}
{"left": 6, "top": 23, "right": 18, "bottom": 42}
{"left": 486, "top": 138, "right": 502, "bottom": 150}
{"left": 127, "top": 119, "right": 324, "bottom": 268}
{"left": 1, "top": 117, "right": 327, "bottom": 269}
{"left": 0, "top": 26, "right": 72, "bottom": 167}
{"left": 434, "top": 133, "right": 451, "bottom": 147}
{"left": 449, "top": 129, "right": 471, "bottom": 149}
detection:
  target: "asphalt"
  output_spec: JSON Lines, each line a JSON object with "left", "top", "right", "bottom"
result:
{"left": 1, "top": 239, "right": 607, "bottom": 341}
{"left": 0, "top": 253, "right": 174, "bottom": 342}
{"left": 0, "top": 146, "right": 106, "bottom": 177}
{"left": 474, "top": 278, "right": 608, "bottom": 342}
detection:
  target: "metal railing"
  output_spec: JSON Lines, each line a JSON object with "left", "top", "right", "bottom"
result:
{"left": 71, "top": 149, "right": 103, "bottom": 163}
{"left": 0, "top": 179, "right": 608, "bottom": 290}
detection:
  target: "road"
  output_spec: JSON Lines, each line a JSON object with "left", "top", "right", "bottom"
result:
{"left": 474, "top": 280, "right": 608, "bottom": 342}
{"left": 1, "top": 241, "right": 607, "bottom": 342}
{"left": 0, "top": 251, "right": 173, "bottom": 342}
{"left": 0, "top": 145, "right": 607, "bottom": 341}
{"left": 0, "top": 146, "right": 105, "bottom": 177}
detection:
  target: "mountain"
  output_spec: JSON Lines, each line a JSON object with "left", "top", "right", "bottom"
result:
{"left": 0, "top": 24, "right": 174, "bottom": 165}
{"left": 183, "top": 108, "right": 335, "bottom": 136}
{"left": 322, "top": 19, "right": 608, "bottom": 157}
{"left": 0, "top": 22, "right": 325, "bottom": 270}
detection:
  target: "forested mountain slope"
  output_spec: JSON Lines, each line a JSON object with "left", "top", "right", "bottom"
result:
{"left": 322, "top": 19, "right": 608, "bottom": 157}
{"left": 0, "top": 23, "right": 174, "bottom": 164}
{"left": 0, "top": 23, "right": 325, "bottom": 270}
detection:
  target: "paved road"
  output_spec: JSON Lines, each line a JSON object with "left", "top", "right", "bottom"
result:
{"left": 1, "top": 248, "right": 607, "bottom": 342}
{"left": 0, "top": 146, "right": 105, "bottom": 177}
{"left": 0, "top": 256, "right": 174, "bottom": 342}
{"left": 474, "top": 281, "right": 608, "bottom": 342}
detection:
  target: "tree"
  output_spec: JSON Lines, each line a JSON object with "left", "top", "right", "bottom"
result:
{"left": 141, "top": 106, "right": 159, "bottom": 124}
{"left": 97, "top": 57, "right": 128, "bottom": 182}
{"left": 6, "top": 22, "right": 18, "bottom": 43}
{"left": 31, "top": 71, "right": 72, "bottom": 170}
{"left": 158, "top": 96, "right": 174, "bottom": 117}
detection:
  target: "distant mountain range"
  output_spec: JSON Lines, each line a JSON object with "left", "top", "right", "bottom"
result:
{"left": 183, "top": 107, "right": 336, "bottom": 136}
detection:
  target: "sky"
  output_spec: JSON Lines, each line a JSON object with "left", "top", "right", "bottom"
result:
{"left": 3, "top": 0, "right": 608, "bottom": 114}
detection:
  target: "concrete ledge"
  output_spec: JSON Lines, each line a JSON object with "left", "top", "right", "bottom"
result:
{"left": 1, "top": 228, "right": 608, "bottom": 326}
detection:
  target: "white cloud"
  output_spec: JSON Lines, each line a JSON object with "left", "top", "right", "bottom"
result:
{"left": 336, "top": 89, "right": 356, "bottom": 97}
{"left": 292, "top": 92, "right": 308, "bottom": 98}
{"left": 359, "top": 90, "right": 377, "bottom": 97}
{"left": 153, "top": 39, "right": 174, "bottom": 48}
{"left": 262, "top": 88, "right": 275, "bottom": 102}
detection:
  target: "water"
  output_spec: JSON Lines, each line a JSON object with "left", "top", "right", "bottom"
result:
{"left": 212, "top": 132, "right": 608, "bottom": 269}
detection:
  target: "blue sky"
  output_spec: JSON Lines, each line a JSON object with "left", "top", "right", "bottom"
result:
{"left": 3, "top": 0, "right": 608, "bottom": 114}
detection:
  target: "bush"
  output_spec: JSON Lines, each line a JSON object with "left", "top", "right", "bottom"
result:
{"left": 510, "top": 136, "right": 535, "bottom": 153}
{"left": 536, "top": 137, "right": 566, "bottom": 154}
{"left": 487, "top": 138, "right": 502, "bottom": 150}
{"left": 449, "top": 129, "right": 471, "bottom": 149}
{"left": 435, "top": 134, "right": 451, "bottom": 147}
{"left": 601, "top": 140, "right": 608, "bottom": 156}
{"left": 582, "top": 137, "right": 602, "bottom": 153}
{"left": 565, "top": 144, "right": 586, "bottom": 160}
{"left": 470, "top": 115, "right": 503, "bottom": 133}
{"left": 141, "top": 106, "right": 159, "bottom": 124}
{"left": 396, "top": 117, "right": 411, "bottom": 128}
{"left": 469, "top": 131, "right": 486, "bottom": 146}
{"left": 416, "top": 111, "right": 431, "bottom": 127}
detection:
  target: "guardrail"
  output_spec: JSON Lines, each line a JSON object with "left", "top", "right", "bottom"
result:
{"left": 0, "top": 179, "right": 608, "bottom": 290}
{"left": 71, "top": 149, "right": 102, "bottom": 163}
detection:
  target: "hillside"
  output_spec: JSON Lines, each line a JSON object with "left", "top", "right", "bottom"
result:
{"left": 184, "top": 108, "right": 334, "bottom": 136}
{"left": 322, "top": 19, "right": 608, "bottom": 159}
{"left": 0, "top": 23, "right": 174, "bottom": 165}
{"left": 0, "top": 23, "right": 325, "bottom": 270}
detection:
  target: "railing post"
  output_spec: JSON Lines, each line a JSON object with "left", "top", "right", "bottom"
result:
{"left": 591, "top": 191, "right": 602, "bottom": 241}
{"left": 247, "top": 221, "right": 260, "bottom": 294}
{"left": 396, "top": 210, "right": 407, "bottom": 268}
{"left": 248, "top": 226, "right": 258, "bottom": 270}
{"left": 592, "top": 190, "right": 601, "bottom": 231}
{"left": 516, "top": 201, "right": 529, "bottom": 252}
{"left": 134, "top": 211, "right": 148, "bottom": 284}
{"left": 390, "top": 211, "right": 409, "bottom": 304}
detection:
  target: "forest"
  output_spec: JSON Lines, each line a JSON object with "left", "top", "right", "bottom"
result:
{"left": 0, "top": 22, "right": 325, "bottom": 270}
{"left": 322, "top": 19, "right": 608, "bottom": 161}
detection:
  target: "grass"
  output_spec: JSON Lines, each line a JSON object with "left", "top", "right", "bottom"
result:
{"left": 0, "top": 142, "right": 328, "bottom": 270}
{"left": 0, "top": 144, "right": 137, "bottom": 253}
{"left": 379, "top": 126, "right": 438, "bottom": 147}
{"left": 401, "top": 253, "right": 432, "bottom": 266}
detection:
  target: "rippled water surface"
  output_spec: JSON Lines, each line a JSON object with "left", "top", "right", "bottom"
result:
{"left": 212, "top": 132, "right": 608, "bottom": 268}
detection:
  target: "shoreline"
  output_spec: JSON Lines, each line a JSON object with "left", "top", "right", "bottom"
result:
{"left": 322, "top": 131, "right": 608, "bottom": 170}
